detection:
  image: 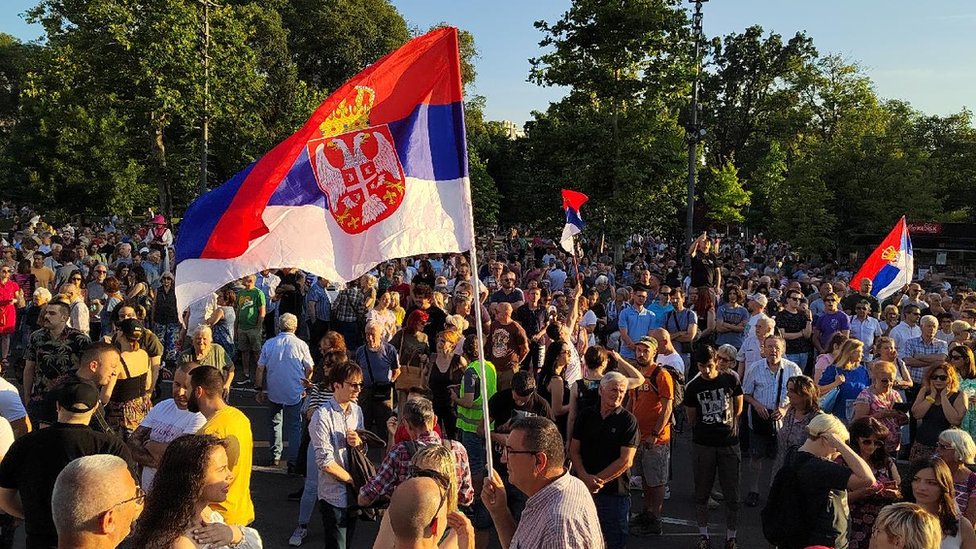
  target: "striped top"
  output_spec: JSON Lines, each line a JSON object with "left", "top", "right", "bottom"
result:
{"left": 510, "top": 472, "right": 605, "bottom": 549}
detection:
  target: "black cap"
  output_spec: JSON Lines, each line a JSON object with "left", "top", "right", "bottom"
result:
{"left": 119, "top": 318, "right": 144, "bottom": 340}
{"left": 58, "top": 380, "right": 100, "bottom": 413}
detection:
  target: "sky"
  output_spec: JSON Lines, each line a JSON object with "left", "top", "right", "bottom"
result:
{"left": 2, "top": 1, "right": 973, "bottom": 126}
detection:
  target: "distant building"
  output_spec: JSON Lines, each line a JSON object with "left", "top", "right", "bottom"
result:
{"left": 499, "top": 120, "right": 525, "bottom": 140}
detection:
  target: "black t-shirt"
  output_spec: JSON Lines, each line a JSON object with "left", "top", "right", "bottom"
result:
{"left": 840, "top": 292, "right": 880, "bottom": 316}
{"left": 0, "top": 423, "right": 133, "bottom": 548}
{"left": 572, "top": 406, "right": 639, "bottom": 496}
{"left": 682, "top": 372, "right": 742, "bottom": 447}
{"left": 690, "top": 254, "right": 718, "bottom": 288}
{"left": 775, "top": 309, "right": 812, "bottom": 354}
{"left": 488, "top": 390, "right": 553, "bottom": 476}
{"left": 513, "top": 304, "right": 546, "bottom": 340}
{"left": 793, "top": 450, "right": 852, "bottom": 549}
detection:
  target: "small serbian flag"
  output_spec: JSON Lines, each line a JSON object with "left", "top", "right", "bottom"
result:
{"left": 560, "top": 189, "right": 588, "bottom": 254}
{"left": 851, "top": 216, "right": 914, "bottom": 301}
{"left": 175, "top": 28, "right": 473, "bottom": 313}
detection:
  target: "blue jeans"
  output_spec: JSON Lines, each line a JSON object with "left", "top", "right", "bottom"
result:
{"left": 320, "top": 500, "right": 357, "bottom": 549}
{"left": 299, "top": 443, "right": 320, "bottom": 525}
{"left": 786, "top": 352, "right": 808, "bottom": 372}
{"left": 594, "top": 493, "right": 631, "bottom": 549}
{"left": 268, "top": 400, "right": 303, "bottom": 464}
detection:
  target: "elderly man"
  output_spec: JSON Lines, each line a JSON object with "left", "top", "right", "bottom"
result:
{"left": 22, "top": 300, "right": 91, "bottom": 417}
{"left": 255, "top": 313, "right": 313, "bottom": 469}
{"left": 52, "top": 455, "right": 143, "bottom": 549}
{"left": 356, "top": 320, "right": 400, "bottom": 439}
{"left": 741, "top": 336, "right": 801, "bottom": 508}
{"left": 486, "top": 302, "right": 529, "bottom": 392}
{"left": 570, "top": 371, "right": 638, "bottom": 548}
{"left": 359, "top": 398, "right": 474, "bottom": 509}
{"left": 903, "top": 315, "right": 948, "bottom": 385}
{"left": 483, "top": 416, "right": 604, "bottom": 549}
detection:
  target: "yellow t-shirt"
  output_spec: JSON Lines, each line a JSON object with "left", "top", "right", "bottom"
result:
{"left": 198, "top": 406, "right": 254, "bottom": 525}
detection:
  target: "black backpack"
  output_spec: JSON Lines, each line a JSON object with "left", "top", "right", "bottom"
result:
{"left": 761, "top": 448, "right": 813, "bottom": 547}
{"left": 648, "top": 364, "right": 685, "bottom": 423}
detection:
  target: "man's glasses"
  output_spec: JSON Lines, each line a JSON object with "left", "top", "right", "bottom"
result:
{"left": 503, "top": 445, "right": 540, "bottom": 457}
{"left": 344, "top": 381, "right": 364, "bottom": 389}
{"left": 106, "top": 486, "right": 145, "bottom": 512}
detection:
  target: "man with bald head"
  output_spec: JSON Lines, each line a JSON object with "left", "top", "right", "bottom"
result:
{"left": 388, "top": 476, "right": 473, "bottom": 549}
{"left": 52, "top": 455, "right": 142, "bottom": 549}
{"left": 486, "top": 302, "right": 529, "bottom": 392}
{"left": 651, "top": 329, "right": 686, "bottom": 375}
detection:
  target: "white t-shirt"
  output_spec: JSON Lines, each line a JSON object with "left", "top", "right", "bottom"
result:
{"left": 0, "top": 378, "right": 27, "bottom": 423}
{"left": 139, "top": 399, "right": 207, "bottom": 488}
{"left": 656, "top": 351, "right": 685, "bottom": 375}
{"left": 0, "top": 417, "right": 13, "bottom": 458}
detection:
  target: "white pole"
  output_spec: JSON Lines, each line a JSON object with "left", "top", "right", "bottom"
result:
{"left": 466, "top": 234, "right": 493, "bottom": 474}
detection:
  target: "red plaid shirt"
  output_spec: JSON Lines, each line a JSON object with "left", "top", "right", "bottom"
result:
{"left": 359, "top": 431, "right": 474, "bottom": 506}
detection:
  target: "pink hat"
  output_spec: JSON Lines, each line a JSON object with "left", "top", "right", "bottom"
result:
{"left": 152, "top": 214, "right": 166, "bottom": 225}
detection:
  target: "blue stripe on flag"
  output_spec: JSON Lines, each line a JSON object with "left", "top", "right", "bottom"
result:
{"left": 175, "top": 162, "right": 255, "bottom": 263}
{"left": 873, "top": 263, "right": 901, "bottom": 294}
{"left": 566, "top": 207, "right": 585, "bottom": 230}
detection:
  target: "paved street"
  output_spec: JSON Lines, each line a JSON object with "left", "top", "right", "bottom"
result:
{"left": 229, "top": 385, "right": 772, "bottom": 549}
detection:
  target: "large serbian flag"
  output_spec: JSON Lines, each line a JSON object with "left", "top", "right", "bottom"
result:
{"left": 175, "top": 28, "right": 473, "bottom": 312}
{"left": 851, "top": 216, "right": 914, "bottom": 301}
{"left": 559, "top": 189, "right": 588, "bottom": 254}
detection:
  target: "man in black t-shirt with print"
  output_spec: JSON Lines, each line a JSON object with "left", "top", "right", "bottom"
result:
{"left": 487, "top": 371, "right": 553, "bottom": 520}
{"left": 0, "top": 380, "right": 133, "bottom": 549}
{"left": 683, "top": 345, "right": 744, "bottom": 549}
{"left": 569, "top": 371, "right": 639, "bottom": 549}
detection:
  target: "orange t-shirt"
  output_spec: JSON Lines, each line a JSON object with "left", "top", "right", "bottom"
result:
{"left": 629, "top": 364, "right": 674, "bottom": 444}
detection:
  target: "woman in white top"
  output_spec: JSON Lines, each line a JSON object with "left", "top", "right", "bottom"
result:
{"left": 366, "top": 291, "right": 397, "bottom": 343}
{"left": 131, "top": 434, "right": 262, "bottom": 548}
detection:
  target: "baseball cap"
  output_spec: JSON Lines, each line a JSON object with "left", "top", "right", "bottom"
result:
{"left": 120, "top": 318, "right": 144, "bottom": 340}
{"left": 636, "top": 335, "right": 658, "bottom": 350}
{"left": 749, "top": 294, "right": 768, "bottom": 307}
{"left": 58, "top": 380, "right": 100, "bottom": 413}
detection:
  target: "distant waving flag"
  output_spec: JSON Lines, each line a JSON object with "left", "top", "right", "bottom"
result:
{"left": 560, "top": 189, "right": 588, "bottom": 254}
{"left": 851, "top": 216, "right": 914, "bottom": 301}
{"left": 175, "top": 28, "right": 473, "bottom": 312}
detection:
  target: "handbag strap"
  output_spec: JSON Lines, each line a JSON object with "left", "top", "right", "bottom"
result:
{"left": 774, "top": 367, "right": 784, "bottom": 408}
{"left": 364, "top": 348, "right": 377, "bottom": 386}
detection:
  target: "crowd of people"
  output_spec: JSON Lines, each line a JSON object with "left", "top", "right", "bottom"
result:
{"left": 2, "top": 203, "right": 976, "bottom": 548}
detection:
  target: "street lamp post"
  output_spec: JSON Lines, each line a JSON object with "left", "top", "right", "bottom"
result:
{"left": 199, "top": 0, "right": 211, "bottom": 197}
{"left": 685, "top": 0, "right": 707, "bottom": 257}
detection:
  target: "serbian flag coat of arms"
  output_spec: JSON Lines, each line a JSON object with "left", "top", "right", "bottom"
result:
{"left": 175, "top": 28, "right": 473, "bottom": 311}
{"left": 850, "top": 216, "right": 914, "bottom": 301}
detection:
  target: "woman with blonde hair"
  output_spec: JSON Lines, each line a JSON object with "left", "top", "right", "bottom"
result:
{"left": 881, "top": 304, "right": 901, "bottom": 337}
{"left": 427, "top": 329, "right": 466, "bottom": 441}
{"left": 815, "top": 332, "right": 850, "bottom": 384}
{"left": 366, "top": 291, "right": 397, "bottom": 343}
{"left": 819, "top": 339, "right": 870, "bottom": 422}
{"left": 874, "top": 336, "right": 914, "bottom": 391}
{"left": 911, "top": 363, "right": 969, "bottom": 462}
{"left": 871, "top": 502, "right": 942, "bottom": 549}
{"left": 951, "top": 320, "right": 972, "bottom": 350}
{"left": 852, "top": 361, "right": 908, "bottom": 453}
{"left": 936, "top": 428, "right": 976, "bottom": 524}
{"left": 387, "top": 291, "right": 406, "bottom": 327}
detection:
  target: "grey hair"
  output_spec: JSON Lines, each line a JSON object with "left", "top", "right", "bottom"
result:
{"left": 192, "top": 324, "right": 212, "bottom": 338}
{"left": 402, "top": 398, "right": 436, "bottom": 429}
{"left": 600, "top": 371, "right": 628, "bottom": 389}
{"left": 33, "top": 287, "right": 52, "bottom": 300}
{"left": 920, "top": 314, "right": 939, "bottom": 328}
{"left": 278, "top": 312, "right": 298, "bottom": 332}
{"left": 52, "top": 455, "right": 131, "bottom": 535}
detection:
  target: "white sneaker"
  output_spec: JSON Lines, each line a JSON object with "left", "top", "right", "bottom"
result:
{"left": 288, "top": 526, "right": 307, "bottom": 547}
{"left": 629, "top": 475, "right": 644, "bottom": 490}
{"left": 664, "top": 484, "right": 671, "bottom": 500}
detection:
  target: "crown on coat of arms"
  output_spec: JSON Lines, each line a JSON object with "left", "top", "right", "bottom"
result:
{"left": 319, "top": 86, "right": 376, "bottom": 138}
{"left": 880, "top": 246, "right": 899, "bottom": 263}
